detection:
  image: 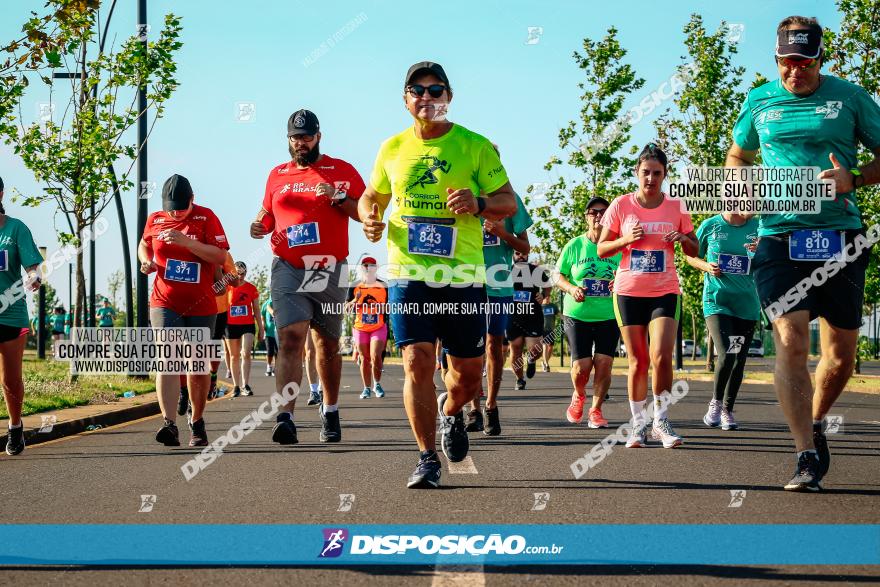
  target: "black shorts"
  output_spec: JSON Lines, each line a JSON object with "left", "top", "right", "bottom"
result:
{"left": 753, "top": 228, "right": 871, "bottom": 330}
{"left": 226, "top": 323, "right": 256, "bottom": 340}
{"left": 266, "top": 335, "right": 278, "bottom": 357}
{"left": 613, "top": 293, "right": 680, "bottom": 327}
{"left": 0, "top": 324, "right": 28, "bottom": 344}
{"left": 564, "top": 317, "right": 620, "bottom": 360}
{"left": 213, "top": 312, "right": 228, "bottom": 340}
{"left": 506, "top": 305, "right": 543, "bottom": 341}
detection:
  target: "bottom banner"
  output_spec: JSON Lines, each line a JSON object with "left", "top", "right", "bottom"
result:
{"left": 1, "top": 524, "right": 877, "bottom": 566}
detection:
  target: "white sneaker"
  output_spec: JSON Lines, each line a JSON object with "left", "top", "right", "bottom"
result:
{"left": 703, "top": 399, "right": 721, "bottom": 427}
{"left": 651, "top": 419, "right": 683, "bottom": 448}
{"left": 625, "top": 423, "right": 648, "bottom": 448}
{"left": 266, "top": 366, "right": 272, "bottom": 376}
{"left": 721, "top": 408, "right": 738, "bottom": 430}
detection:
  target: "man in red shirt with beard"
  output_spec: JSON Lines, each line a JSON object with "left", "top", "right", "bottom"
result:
{"left": 251, "top": 109, "right": 365, "bottom": 445}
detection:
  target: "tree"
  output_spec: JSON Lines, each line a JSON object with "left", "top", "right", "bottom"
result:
{"left": 652, "top": 15, "right": 747, "bottom": 362}
{"left": 0, "top": 8, "right": 182, "bottom": 328}
{"left": 528, "top": 27, "right": 644, "bottom": 258}
{"left": 249, "top": 265, "right": 270, "bottom": 306}
{"left": 106, "top": 269, "right": 123, "bottom": 308}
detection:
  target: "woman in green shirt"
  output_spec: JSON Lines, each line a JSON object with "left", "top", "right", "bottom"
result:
{"left": 686, "top": 213, "right": 761, "bottom": 431}
{"left": 0, "top": 177, "right": 44, "bottom": 455}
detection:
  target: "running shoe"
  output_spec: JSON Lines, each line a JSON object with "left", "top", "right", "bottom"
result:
{"left": 407, "top": 450, "right": 442, "bottom": 489}
{"left": 359, "top": 387, "right": 371, "bottom": 399}
{"left": 307, "top": 389, "right": 322, "bottom": 406}
{"left": 515, "top": 378, "right": 526, "bottom": 391}
{"left": 271, "top": 414, "right": 298, "bottom": 445}
{"left": 319, "top": 407, "right": 342, "bottom": 443}
{"left": 437, "top": 392, "right": 469, "bottom": 461}
{"left": 720, "top": 408, "right": 738, "bottom": 430}
{"left": 265, "top": 366, "right": 272, "bottom": 376}
{"left": 526, "top": 360, "right": 536, "bottom": 379}
{"left": 189, "top": 418, "right": 208, "bottom": 447}
{"left": 374, "top": 382, "right": 385, "bottom": 398}
{"left": 542, "top": 363, "right": 550, "bottom": 373}
{"left": 155, "top": 419, "right": 180, "bottom": 447}
{"left": 464, "top": 409, "right": 484, "bottom": 432}
{"left": 242, "top": 385, "right": 254, "bottom": 397}
{"left": 177, "top": 387, "right": 189, "bottom": 416}
{"left": 814, "top": 422, "right": 830, "bottom": 479}
{"left": 232, "top": 386, "right": 241, "bottom": 398}
{"left": 225, "top": 369, "right": 231, "bottom": 378}
{"left": 566, "top": 394, "right": 585, "bottom": 424}
{"left": 784, "top": 451, "right": 822, "bottom": 492}
{"left": 703, "top": 399, "right": 721, "bottom": 427}
{"left": 484, "top": 406, "right": 501, "bottom": 436}
{"left": 5, "top": 426, "right": 25, "bottom": 456}
{"left": 651, "top": 419, "right": 683, "bottom": 448}
{"left": 625, "top": 423, "right": 649, "bottom": 448}
{"left": 587, "top": 407, "right": 609, "bottom": 429}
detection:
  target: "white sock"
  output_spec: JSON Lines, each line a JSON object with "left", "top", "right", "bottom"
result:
{"left": 8, "top": 421, "right": 22, "bottom": 430}
{"left": 324, "top": 403, "right": 338, "bottom": 413}
{"left": 653, "top": 393, "right": 670, "bottom": 424}
{"left": 629, "top": 400, "right": 647, "bottom": 426}
{"left": 310, "top": 383, "right": 319, "bottom": 392}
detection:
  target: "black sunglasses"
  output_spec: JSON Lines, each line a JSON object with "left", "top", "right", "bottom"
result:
{"left": 586, "top": 208, "right": 606, "bottom": 217}
{"left": 407, "top": 84, "right": 447, "bottom": 98}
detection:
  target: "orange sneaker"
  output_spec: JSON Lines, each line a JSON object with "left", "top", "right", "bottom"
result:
{"left": 587, "top": 407, "right": 609, "bottom": 429}
{"left": 566, "top": 394, "right": 586, "bottom": 424}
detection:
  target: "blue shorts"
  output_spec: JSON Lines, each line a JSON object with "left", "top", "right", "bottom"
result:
{"left": 486, "top": 295, "right": 512, "bottom": 337}
{"left": 389, "top": 281, "right": 487, "bottom": 359}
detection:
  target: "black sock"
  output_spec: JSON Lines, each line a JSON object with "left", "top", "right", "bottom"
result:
{"left": 420, "top": 449, "right": 438, "bottom": 461}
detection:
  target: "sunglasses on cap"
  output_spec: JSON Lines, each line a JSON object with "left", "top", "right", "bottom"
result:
{"left": 776, "top": 56, "right": 819, "bottom": 70}
{"left": 406, "top": 84, "right": 447, "bottom": 98}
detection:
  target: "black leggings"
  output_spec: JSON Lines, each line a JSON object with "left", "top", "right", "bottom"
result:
{"left": 706, "top": 313, "right": 756, "bottom": 411}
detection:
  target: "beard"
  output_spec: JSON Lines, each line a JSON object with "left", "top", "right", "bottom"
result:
{"left": 289, "top": 140, "right": 321, "bottom": 166}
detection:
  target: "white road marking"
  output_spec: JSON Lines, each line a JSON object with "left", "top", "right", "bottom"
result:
{"left": 432, "top": 565, "right": 485, "bottom": 586}
{"left": 446, "top": 456, "right": 478, "bottom": 474}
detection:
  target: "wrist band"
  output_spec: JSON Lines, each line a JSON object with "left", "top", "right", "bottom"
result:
{"left": 474, "top": 197, "right": 487, "bottom": 216}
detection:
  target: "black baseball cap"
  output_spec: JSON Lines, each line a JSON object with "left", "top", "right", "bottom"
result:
{"left": 405, "top": 61, "right": 450, "bottom": 88}
{"left": 162, "top": 174, "right": 193, "bottom": 212}
{"left": 287, "top": 109, "right": 320, "bottom": 137}
{"left": 776, "top": 24, "right": 823, "bottom": 59}
{"left": 586, "top": 196, "right": 610, "bottom": 210}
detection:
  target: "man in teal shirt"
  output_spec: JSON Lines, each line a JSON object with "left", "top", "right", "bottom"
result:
{"left": 727, "top": 16, "right": 880, "bottom": 492}
{"left": 261, "top": 297, "right": 277, "bottom": 376}
{"left": 96, "top": 299, "right": 116, "bottom": 327}
{"left": 465, "top": 191, "right": 532, "bottom": 437}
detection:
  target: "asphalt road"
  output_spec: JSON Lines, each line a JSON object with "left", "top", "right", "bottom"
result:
{"left": 1, "top": 360, "right": 878, "bottom": 585}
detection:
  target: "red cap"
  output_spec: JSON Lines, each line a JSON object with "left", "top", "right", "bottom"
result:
{"left": 361, "top": 256, "right": 377, "bottom": 265}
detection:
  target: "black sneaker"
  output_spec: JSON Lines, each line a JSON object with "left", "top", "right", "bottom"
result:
{"left": 232, "top": 386, "right": 241, "bottom": 398}
{"left": 189, "top": 418, "right": 208, "bottom": 447}
{"left": 242, "top": 385, "right": 254, "bottom": 397}
{"left": 155, "top": 419, "right": 181, "bottom": 447}
{"left": 515, "top": 378, "right": 526, "bottom": 391}
{"left": 437, "top": 392, "right": 469, "bottom": 462}
{"left": 526, "top": 360, "right": 536, "bottom": 379}
{"left": 5, "top": 425, "right": 25, "bottom": 456}
{"left": 464, "top": 409, "right": 484, "bottom": 432}
{"left": 406, "top": 450, "right": 442, "bottom": 489}
{"left": 319, "top": 406, "right": 342, "bottom": 443}
{"left": 177, "top": 387, "right": 189, "bottom": 416}
{"left": 271, "top": 415, "right": 298, "bottom": 445}
{"left": 484, "top": 406, "right": 501, "bottom": 436}
{"left": 307, "top": 389, "right": 322, "bottom": 406}
{"left": 783, "top": 451, "right": 822, "bottom": 492}
{"left": 813, "top": 422, "right": 830, "bottom": 479}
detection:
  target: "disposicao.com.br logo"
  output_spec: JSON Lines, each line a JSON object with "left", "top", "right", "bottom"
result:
{"left": 318, "top": 528, "right": 563, "bottom": 557}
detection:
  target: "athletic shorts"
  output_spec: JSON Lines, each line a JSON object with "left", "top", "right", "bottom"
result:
{"left": 0, "top": 325, "right": 29, "bottom": 344}
{"left": 270, "top": 256, "right": 346, "bottom": 338}
{"left": 752, "top": 228, "right": 870, "bottom": 330}
{"left": 388, "top": 280, "right": 487, "bottom": 359}
{"left": 486, "top": 295, "right": 512, "bottom": 337}
{"left": 213, "top": 312, "right": 228, "bottom": 340}
{"left": 51, "top": 330, "right": 64, "bottom": 336}
{"left": 149, "top": 307, "right": 216, "bottom": 331}
{"left": 354, "top": 323, "right": 388, "bottom": 347}
{"left": 266, "top": 335, "right": 278, "bottom": 358}
{"left": 613, "top": 293, "right": 680, "bottom": 327}
{"left": 226, "top": 323, "right": 255, "bottom": 340}
{"left": 506, "top": 308, "right": 543, "bottom": 341}
{"left": 563, "top": 316, "right": 620, "bottom": 360}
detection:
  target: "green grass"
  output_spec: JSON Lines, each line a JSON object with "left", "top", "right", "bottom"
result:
{"left": 0, "top": 352, "right": 156, "bottom": 419}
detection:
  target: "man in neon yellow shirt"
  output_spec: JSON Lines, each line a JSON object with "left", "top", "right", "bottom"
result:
{"left": 359, "top": 61, "right": 516, "bottom": 489}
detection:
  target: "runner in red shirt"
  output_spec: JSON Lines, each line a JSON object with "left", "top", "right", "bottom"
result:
{"left": 250, "top": 109, "right": 365, "bottom": 445}
{"left": 226, "top": 262, "right": 263, "bottom": 398}
{"left": 139, "top": 174, "right": 229, "bottom": 448}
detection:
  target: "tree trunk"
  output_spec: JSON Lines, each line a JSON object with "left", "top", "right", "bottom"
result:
{"left": 75, "top": 219, "right": 87, "bottom": 328}
{"left": 690, "top": 311, "right": 697, "bottom": 361}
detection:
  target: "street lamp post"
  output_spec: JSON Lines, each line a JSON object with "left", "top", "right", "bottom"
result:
{"left": 37, "top": 246, "right": 47, "bottom": 359}
{"left": 136, "top": 0, "right": 149, "bottom": 328}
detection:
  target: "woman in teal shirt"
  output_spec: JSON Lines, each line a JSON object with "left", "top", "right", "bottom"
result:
{"left": 687, "top": 213, "right": 761, "bottom": 431}
{"left": 0, "top": 177, "right": 44, "bottom": 455}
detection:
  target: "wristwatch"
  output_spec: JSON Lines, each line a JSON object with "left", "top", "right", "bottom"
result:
{"left": 474, "top": 197, "right": 487, "bottom": 216}
{"left": 851, "top": 168, "right": 864, "bottom": 188}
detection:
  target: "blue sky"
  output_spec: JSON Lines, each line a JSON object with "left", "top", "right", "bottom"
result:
{"left": 0, "top": 0, "right": 843, "bottom": 310}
